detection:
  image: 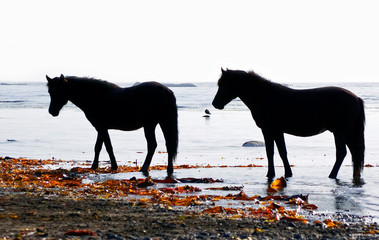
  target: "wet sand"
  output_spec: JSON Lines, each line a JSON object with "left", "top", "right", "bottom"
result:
{"left": 1, "top": 156, "right": 379, "bottom": 239}
{"left": 1, "top": 194, "right": 378, "bottom": 239}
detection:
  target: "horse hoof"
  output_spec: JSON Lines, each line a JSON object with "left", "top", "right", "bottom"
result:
{"left": 167, "top": 171, "right": 174, "bottom": 178}
{"left": 285, "top": 173, "right": 293, "bottom": 178}
{"left": 353, "top": 172, "right": 361, "bottom": 179}
{"left": 91, "top": 165, "right": 98, "bottom": 170}
{"left": 266, "top": 172, "right": 275, "bottom": 179}
{"left": 139, "top": 168, "right": 149, "bottom": 176}
{"left": 353, "top": 177, "right": 365, "bottom": 186}
{"left": 266, "top": 175, "right": 275, "bottom": 181}
{"left": 328, "top": 174, "right": 337, "bottom": 179}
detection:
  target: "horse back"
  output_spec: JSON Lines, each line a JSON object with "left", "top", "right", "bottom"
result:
{"left": 79, "top": 81, "right": 176, "bottom": 131}
{"left": 250, "top": 86, "right": 363, "bottom": 136}
{"left": 124, "top": 82, "right": 175, "bottom": 110}
{"left": 109, "top": 82, "right": 175, "bottom": 129}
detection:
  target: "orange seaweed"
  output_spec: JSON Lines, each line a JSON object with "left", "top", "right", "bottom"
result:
{"left": 270, "top": 177, "right": 287, "bottom": 190}
{"left": 0, "top": 157, "right": 324, "bottom": 226}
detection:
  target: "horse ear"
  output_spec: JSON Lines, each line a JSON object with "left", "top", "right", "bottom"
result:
{"left": 221, "top": 68, "right": 226, "bottom": 74}
{"left": 60, "top": 74, "right": 68, "bottom": 83}
{"left": 46, "top": 75, "right": 52, "bottom": 83}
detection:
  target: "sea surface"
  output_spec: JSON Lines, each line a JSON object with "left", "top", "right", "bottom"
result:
{"left": 1, "top": 81, "right": 379, "bottom": 222}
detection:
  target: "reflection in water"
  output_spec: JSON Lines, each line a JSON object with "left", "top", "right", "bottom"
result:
{"left": 333, "top": 179, "right": 365, "bottom": 216}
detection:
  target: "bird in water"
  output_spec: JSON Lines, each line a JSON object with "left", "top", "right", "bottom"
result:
{"left": 203, "top": 109, "right": 211, "bottom": 118}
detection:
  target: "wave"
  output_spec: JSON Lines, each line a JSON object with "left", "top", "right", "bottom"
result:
{"left": 0, "top": 83, "right": 29, "bottom": 86}
{"left": 0, "top": 100, "right": 25, "bottom": 103}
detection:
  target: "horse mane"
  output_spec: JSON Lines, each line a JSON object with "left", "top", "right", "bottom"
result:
{"left": 65, "top": 76, "right": 120, "bottom": 90}
{"left": 247, "top": 71, "right": 289, "bottom": 90}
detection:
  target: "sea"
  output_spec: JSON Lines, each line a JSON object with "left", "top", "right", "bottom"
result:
{"left": 1, "top": 81, "right": 379, "bottom": 223}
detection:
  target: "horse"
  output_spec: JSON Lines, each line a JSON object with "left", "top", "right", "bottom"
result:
{"left": 46, "top": 74, "right": 178, "bottom": 176}
{"left": 212, "top": 68, "right": 365, "bottom": 180}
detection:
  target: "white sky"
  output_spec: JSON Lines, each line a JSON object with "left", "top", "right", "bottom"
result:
{"left": 1, "top": 0, "right": 378, "bottom": 83}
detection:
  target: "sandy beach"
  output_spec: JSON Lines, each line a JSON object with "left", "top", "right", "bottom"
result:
{"left": 1, "top": 157, "right": 379, "bottom": 239}
{"left": 1, "top": 194, "right": 378, "bottom": 239}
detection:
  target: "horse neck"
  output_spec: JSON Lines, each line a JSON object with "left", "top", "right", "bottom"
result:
{"left": 237, "top": 78, "right": 280, "bottom": 108}
{"left": 236, "top": 78, "right": 263, "bottom": 105}
{"left": 66, "top": 80, "right": 109, "bottom": 111}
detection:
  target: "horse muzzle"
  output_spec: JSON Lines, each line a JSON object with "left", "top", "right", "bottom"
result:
{"left": 49, "top": 108, "right": 60, "bottom": 117}
{"left": 212, "top": 101, "right": 224, "bottom": 110}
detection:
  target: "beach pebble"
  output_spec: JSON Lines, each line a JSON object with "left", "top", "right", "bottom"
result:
{"left": 242, "top": 141, "right": 265, "bottom": 147}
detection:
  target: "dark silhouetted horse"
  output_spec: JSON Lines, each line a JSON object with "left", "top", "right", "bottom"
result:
{"left": 47, "top": 74, "right": 178, "bottom": 176}
{"left": 212, "top": 69, "right": 365, "bottom": 179}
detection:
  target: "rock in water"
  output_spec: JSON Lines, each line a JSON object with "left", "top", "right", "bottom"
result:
{"left": 242, "top": 141, "right": 265, "bottom": 147}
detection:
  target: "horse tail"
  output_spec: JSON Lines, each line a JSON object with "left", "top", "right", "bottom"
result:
{"left": 351, "top": 98, "right": 365, "bottom": 177}
{"left": 160, "top": 90, "right": 178, "bottom": 163}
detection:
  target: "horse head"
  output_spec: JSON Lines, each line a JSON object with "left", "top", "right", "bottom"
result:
{"left": 212, "top": 68, "right": 239, "bottom": 109}
{"left": 46, "top": 74, "right": 69, "bottom": 117}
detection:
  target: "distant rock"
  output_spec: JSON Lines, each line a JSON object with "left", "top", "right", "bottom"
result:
{"left": 164, "top": 83, "right": 197, "bottom": 87}
{"left": 133, "top": 82, "right": 196, "bottom": 87}
{"left": 242, "top": 141, "right": 265, "bottom": 147}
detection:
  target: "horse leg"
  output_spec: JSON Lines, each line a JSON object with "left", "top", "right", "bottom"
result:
{"left": 275, "top": 133, "right": 293, "bottom": 178}
{"left": 91, "top": 132, "right": 103, "bottom": 169}
{"left": 329, "top": 133, "right": 347, "bottom": 179}
{"left": 347, "top": 139, "right": 364, "bottom": 180}
{"left": 262, "top": 130, "right": 275, "bottom": 179}
{"left": 347, "top": 143, "right": 361, "bottom": 179}
{"left": 102, "top": 130, "right": 118, "bottom": 170}
{"left": 347, "top": 118, "right": 365, "bottom": 180}
{"left": 140, "top": 124, "right": 158, "bottom": 176}
{"left": 160, "top": 122, "right": 178, "bottom": 177}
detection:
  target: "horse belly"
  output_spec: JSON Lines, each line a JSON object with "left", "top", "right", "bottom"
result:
{"left": 110, "top": 121, "right": 142, "bottom": 131}
{"left": 86, "top": 111, "right": 143, "bottom": 131}
{"left": 284, "top": 125, "right": 327, "bottom": 137}
{"left": 279, "top": 103, "right": 352, "bottom": 137}
{"left": 108, "top": 114, "right": 143, "bottom": 131}
{"left": 267, "top": 106, "right": 329, "bottom": 137}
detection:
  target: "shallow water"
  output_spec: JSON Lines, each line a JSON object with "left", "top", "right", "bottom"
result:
{"left": 1, "top": 82, "right": 379, "bottom": 223}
